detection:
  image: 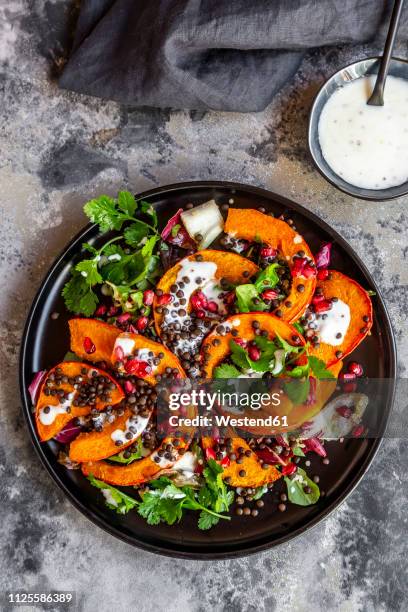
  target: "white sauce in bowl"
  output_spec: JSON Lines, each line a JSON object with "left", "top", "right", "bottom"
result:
{"left": 318, "top": 75, "right": 408, "bottom": 189}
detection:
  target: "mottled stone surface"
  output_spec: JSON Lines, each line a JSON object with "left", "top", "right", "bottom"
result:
{"left": 1, "top": 3, "right": 407, "bottom": 611}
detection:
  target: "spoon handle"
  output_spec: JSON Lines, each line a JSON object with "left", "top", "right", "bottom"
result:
{"left": 367, "top": 0, "right": 405, "bottom": 106}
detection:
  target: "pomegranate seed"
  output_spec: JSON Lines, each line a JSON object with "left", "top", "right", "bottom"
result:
{"left": 312, "top": 293, "right": 326, "bottom": 305}
{"left": 191, "top": 290, "right": 208, "bottom": 311}
{"left": 336, "top": 405, "right": 352, "bottom": 418}
{"left": 124, "top": 359, "right": 151, "bottom": 377}
{"left": 156, "top": 293, "right": 172, "bottom": 305}
{"left": 317, "top": 269, "right": 330, "bottom": 280}
{"left": 136, "top": 316, "right": 148, "bottom": 332}
{"left": 292, "top": 257, "right": 316, "bottom": 279}
{"left": 94, "top": 304, "right": 107, "bottom": 316}
{"left": 261, "top": 289, "right": 279, "bottom": 301}
{"left": 83, "top": 337, "right": 96, "bottom": 354}
{"left": 223, "top": 291, "right": 236, "bottom": 306}
{"left": 302, "top": 263, "right": 316, "bottom": 278}
{"left": 127, "top": 323, "right": 138, "bottom": 334}
{"left": 206, "top": 301, "right": 219, "bottom": 313}
{"left": 205, "top": 448, "right": 216, "bottom": 461}
{"left": 117, "top": 312, "right": 131, "bottom": 324}
{"left": 143, "top": 289, "right": 154, "bottom": 306}
{"left": 352, "top": 424, "right": 365, "bottom": 438}
{"left": 260, "top": 245, "right": 277, "bottom": 258}
{"left": 221, "top": 455, "right": 231, "bottom": 467}
{"left": 248, "top": 344, "right": 261, "bottom": 361}
{"left": 303, "top": 437, "right": 327, "bottom": 457}
{"left": 124, "top": 380, "right": 136, "bottom": 394}
{"left": 343, "top": 381, "right": 358, "bottom": 393}
{"left": 107, "top": 306, "right": 119, "bottom": 317}
{"left": 281, "top": 463, "right": 297, "bottom": 476}
{"left": 348, "top": 361, "right": 363, "bottom": 377}
{"left": 234, "top": 338, "right": 247, "bottom": 348}
{"left": 195, "top": 309, "right": 206, "bottom": 319}
{"left": 114, "top": 345, "right": 124, "bottom": 361}
{"left": 314, "top": 300, "right": 332, "bottom": 314}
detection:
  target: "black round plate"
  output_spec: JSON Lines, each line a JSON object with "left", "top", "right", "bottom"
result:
{"left": 20, "top": 181, "right": 396, "bottom": 559}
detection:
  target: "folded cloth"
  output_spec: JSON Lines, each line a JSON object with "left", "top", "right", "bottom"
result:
{"left": 59, "top": 0, "right": 407, "bottom": 112}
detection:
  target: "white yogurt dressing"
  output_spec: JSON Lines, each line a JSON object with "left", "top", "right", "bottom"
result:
{"left": 311, "top": 299, "right": 350, "bottom": 345}
{"left": 101, "top": 489, "right": 118, "bottom": 507}
{"left": 163, "top": 259, "right": 226, "bottom": 356}
{"left": 39, "top": 392, "right": 75, "bottom": 425}
{"left": 113, "top": 336, "right": 158, "bottom": 373}
{"left": 318, "top": 75, "right": 408, "bottom": 189}
{"left": 114, "top": 335, "right": 135, "bottom": 357}
{"left": 110, "top": 414, "right": 150, "bottom": 444}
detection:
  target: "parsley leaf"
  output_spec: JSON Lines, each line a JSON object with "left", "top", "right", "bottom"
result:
{"left": 75, "top": 259, "right": 103, "bottom": 286}
{"left": 117, "top": 191, "right": 137, "bottom": 216}
{"left": 283, "top": 378, "right": 310, "bottom": 404}
{"left": 308, "top": 356, "right": 335, "bottom": 379}
{"left": 88, "top": 475, "right": 139, "bottom": 514}
{"left": 84, "top": 195, "right": 126, "bottom": 232}
{"left": 62, "top": 274, "right": 98, "bottom": 317}
{"left": 124, "top": 222, "right": 150, "bottom": 247}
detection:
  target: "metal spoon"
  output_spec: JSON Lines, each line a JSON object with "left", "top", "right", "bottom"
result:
{"left": 367, "top": 0, "right": 405, "bottom": 105}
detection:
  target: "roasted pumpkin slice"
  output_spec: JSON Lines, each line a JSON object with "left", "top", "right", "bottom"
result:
{"left": 201, "top": 312, "right": 306, "bottom": 377}
{"left": 81, "top": 436, "right": 190, "bottom": 486}
{"left": 69, "top": 407, "right": 151, "bottom": 463}
{"left": 308, "top": 270, "right": 373, "bottom": 366}
{"left": 111, "top": 332, "right": 185, "bottom": 385}
{"left": 153, "top": 249, "right": 259, "bottom": 336}
{"left": 202, "top": 437, "right": 281, "bottom": 487}
{"left": 224, "top": 208, "right": 316, "bottom": 322}
{"left": 69, "top": 319, "right": 120, "bottom": 364}
{"left": 35, "top": 362, "right": 124, "bottom": 441}
{"left": 201, "top": 313, "right": 340, "bottom": 434}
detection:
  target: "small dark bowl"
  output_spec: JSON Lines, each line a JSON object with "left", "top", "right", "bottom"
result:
{"left": 308, "top": 56, "right": 408, "bottom": 201}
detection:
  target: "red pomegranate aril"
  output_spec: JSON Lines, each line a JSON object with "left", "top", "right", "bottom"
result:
{"left": 261, "top": 289, "right": 279, "bottom": 301}
{"left": 107, "top": 306, "right": 119, "bottom": 317}
{"left": 248, "top": 345, "right": 261, "bottom": 361}
{"left": 234, "top": 338, "right": 247, "bottom": 348}
{"left": 83, "top": 337, "right": 96, "bottom": 354}
{"left": 260, "top": 245, "right": 277, "bottom": 258}
{"left": 223, "top": 291, "right": 236, "bottom": 306}
{"left": 117, "top": 312, "right": 131, "bottom": 324}
{"left": 191, "top": 290, "right": 208, "bottom": 311}
{"left": 114, "top": 345, "right": 125, "bottom": 361}
{"left": 205, "top": 447, "right": 216, "bottom": 461}
{"left": 156, "top": 293, "right": 172, "bottom": 305}
{"left": 314, "top": 300, "right": 332, "bottom": 314}
{"left": 195, "top": 309, "right": 206, "bottom": 319}
{"left": 352, "top": 424, "right": 365, "bottom": 438}
{"left": 302, "top": 263, "right": 316, "bottom": 278}
{"left": 136, "top": 316, "right": 148, "bottom": 332}
{"left": 94, "top": 304, "right": 107, "bottom": 316}
{"left": 312, "top": 293, "right": 326, "bottom": 305}
{"left": 124, "top": 380, "right": 136, "bottom": 394}
{"left": 291, "top": 258, "right": 306, "bottom": 277}
{"left": 343, "top": 381, "right": 358, "bottom": 393}
{"left": 317, "top": 269, "right": 330, "bottom": 280}
{"left": 348, "top": 361, "right": 363, "bottom": 377}
{"left": 281, "top": 463, "right": 297, "bottom": 476}
{"left": 336, "top": 405, "right": 352, "bottom": 418}
{"left": 124, "top": 359, "right": 151, "bottom": 377}
{"left": 143, "top": 289, "right": 154, "bottom": 306}
{"left": 206, "top": 300, "right": 219, "bottom": 313}
{"left": 221, "top": 455, "right": 231, "bottom": 467}
{"left": 302, "top": 437, "right": 327, "bottom": 457}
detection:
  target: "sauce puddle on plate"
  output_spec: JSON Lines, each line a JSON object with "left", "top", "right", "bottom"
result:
{"left": 318, "top": 74, "right": 408, "bottom": 190}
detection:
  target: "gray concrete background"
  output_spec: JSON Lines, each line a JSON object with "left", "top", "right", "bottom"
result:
{"left": 1, "top": 2, "right": 407, "bottom": 611}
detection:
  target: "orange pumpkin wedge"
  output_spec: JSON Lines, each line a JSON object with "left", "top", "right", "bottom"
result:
{"left": 69, "top": 318, "right": 120, "bottom": 364}
{"left": 201, "top": 312, "right": 306, "bottom": 377}
{"left": 81, "top": 436, "right": 190, "bottom": 486}
{"left": 202, "top": 437, "right": 281, "bottom": 487}
{"left": 308, "top": 270, "right": 373, "bottom": 367}
{"left": 201, "top": 313, "right": 340, "bottom": 434}
{"left": 153, "top": 249, "right": 259, "bottom": 336}
{"left": 224, "top": 208, "right": 316, "bottom": 322}
{"left": 35, "top": 362, "right": 124, "bottom": 441}
{"left": 111, "top": 332, "right": 185, "bottom": 385}
{"left": 69, "top": 407, "right": 151, "bottom": 463}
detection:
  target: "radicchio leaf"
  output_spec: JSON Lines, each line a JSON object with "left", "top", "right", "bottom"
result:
{"left": 54, "top": 419, "right": 82, "bottom": 444}
{"left": 315, "top": 242, "right": 332, "bottom": 269}
{"left": 28, "top": 370, "right": 47, "bottom": 404}
{"left": 161, "top": 209, "right": 195, "bottom": 249}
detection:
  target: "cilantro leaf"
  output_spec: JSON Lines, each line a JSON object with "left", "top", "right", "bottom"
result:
{"left": 213, "top": 363, "right": 241, "bottom": 379}
{"left": 308, "top": 356, "right": 335, "bottom": 380}
{"left": 124, "top": 221, "right": 150, "bottom": 247}
{"left": 235, "top": 284, "right": 267, "bottom": 313}
{"left": 230, "top": 340, "right": 251, "bottom": 370}
{"left": 140, "top": 200, "right": 158, "bottom": 228}
{"left": 198, "top": 511, "right": 220, "bottom": 530}
{"left": 284, "top": 467, "right": 320, "bottom": 506}
{"left": 75, "top": 259, "right": 103, "bottom": 286}
{"left": 254, "top": 263, "right": 280, "bottom": 292}
{"left": 88, "top": 475, "right": 139, "bottom": 514}
{"left": 84, "top": 195, "right": 126, "bottom": 232}
{"left": 117, "top": 191, "right": 137, "bottom": 216}
{"left": 283, "top": 377, "right": 310, "bottom": 404}
{"left": 62, "top": 274, "right": 98, "bottom": 316}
